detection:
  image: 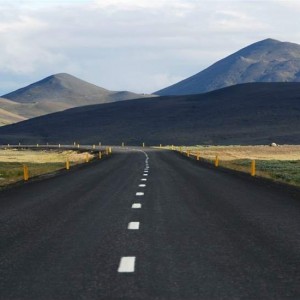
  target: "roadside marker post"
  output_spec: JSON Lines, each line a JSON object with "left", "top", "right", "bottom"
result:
{"left": 23, "top": 165, "right": 29, "bottom": 181}
{"left": 187, "top": 150, "right": 190, "bottom": 157}
{"left": 122, "top": 142, "right": 124, "bottom": 147}
{"left": 251, "top": 160, "right": 256, "bottom": 176}
{"left": 197, "top": 152, "right": 200, "bottom": 161}
{"left": 93, "top": 145, "right": 96, "bottom": 149}
{"left": 36, "top": 144, "right": 39, "bottom": 148}
{"left": 99, "top": 151, "right": 102, "bottom": 159}
{"left": 66, "top": 159, "right": 70, "bottom": 170}
{"left": 215, "top": 155, "right": 219, "bottom": 167}
{"left": 109, "top": 147, "right": 112, "bottom": 154}
{"left": 77, "top": 144, "right": 80, "bottom": 149}
{"left": 85, "top": 153, "right": 89, "bottom": 163}
{"left": 143, "top": 142, "right": 145, "bottom": 148}
{"left": 106, "top": 147, "right": 109, "bottom": 155}
{"left": 59, "top": 144, "right": 61, "bottom": 148}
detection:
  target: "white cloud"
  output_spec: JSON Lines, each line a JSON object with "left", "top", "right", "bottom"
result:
{"left": 0, "top": 0, "right": 300, "bottom": 95}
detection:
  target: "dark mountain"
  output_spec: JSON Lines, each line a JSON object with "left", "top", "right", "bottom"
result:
{"left": 155, "top": 39, "right": 300, "bottom": 96}
{"left": 0, "top": 82, "right": 299, "bottom": 145}
{"left": 1, "top": 73, "right": 153, "bottom": 125}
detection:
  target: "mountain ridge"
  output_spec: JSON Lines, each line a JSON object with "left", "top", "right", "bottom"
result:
{"left": 0, "top": 73, "right": 154, "bottom": 126}
{"left": 155, "top": 38, "right": 300, "bottom": 95}
{"left": 1, "top": 82, "right": 299, "bottom": 145}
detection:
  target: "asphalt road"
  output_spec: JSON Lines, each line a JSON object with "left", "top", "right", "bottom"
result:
{"left": 0, "top": 147, "right": 300, "bottom": 299}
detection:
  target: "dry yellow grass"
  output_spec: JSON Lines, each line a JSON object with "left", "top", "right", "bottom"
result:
{"left": 185, "top": 145, "right": 300, "bottom": 161}
{"left": 0, "top": 149, "right": 95, "bottom": 187}
{"left": 0, "top": 149, "right": 93, "bottom": 163}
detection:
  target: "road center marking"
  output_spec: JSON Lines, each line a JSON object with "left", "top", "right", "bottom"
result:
{"left": 136, "top": 192, "right": 144, "bottom": 196}
{"left": 132, "top": 203, "right": 142, "bottom": 208}
{"left": 118, "top": 257, "right": 136, "bottom": 273}
{"left": 128, "top": 222, "right": 140, "bottom": 230}
{"left": 143, "top": 174, "right": 148, "bottom": 176}
{"left": 141, "top": 178, "right": 147, "bottom": 181}
{"left": 139, "top": 184, "right": 146, "bottom": 187}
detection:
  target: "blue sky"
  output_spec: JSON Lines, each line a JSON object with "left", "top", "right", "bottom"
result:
{"left": 0, "top": 0, "right": 300, "bottom": 95}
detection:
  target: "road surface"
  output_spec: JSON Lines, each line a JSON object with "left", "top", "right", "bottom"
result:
{"left": 0, "top": 147, "right": 299, "bottom": 299}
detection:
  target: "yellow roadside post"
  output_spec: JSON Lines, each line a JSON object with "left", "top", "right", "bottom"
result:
{"left": 77, "top": 144, "right": 80, "bottom": 149}
{"left": 109, "top": 147, "right": 112, "bottom": 154}
{"left": 99, "top": 151, "right": 102, "bottom": 159}
{"left": 251, "top": 160, "right": 256, "bottom": 176}
{"left": 23, "top": 165, "right": 29, "bottom": 181}
{"left": 66, "top": 159, "right": 70, "bottom": 170}
{"left": 187, "top": 150, "right": 190, "bottom": 157}
{"left": 93, "top": 145, "right": 96, "bottom": 149}
{"left": 197, "top": 152, "right": 200, "bottom": 161}
{"left": 215, "top": 155, "right": 219, "bottom": 167}
{"left": 106, "top": 147, "right": 109, "bottom": 155}
{"left": 85, "top": 153, "right": 89, "bottom": 163}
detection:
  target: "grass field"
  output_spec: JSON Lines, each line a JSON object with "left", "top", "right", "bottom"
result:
{"left": 0, "top": 149, "right": 94, "bottom": 187}
{"left": 171, "top": 145, "right": 300, "bottom": 188}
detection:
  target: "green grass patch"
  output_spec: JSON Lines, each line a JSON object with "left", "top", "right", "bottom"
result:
{"left": 0, "top": 162, "right": 66, "bottom": 187}
{"left": 220, "top": 159, "right": 300, "bottom": 187}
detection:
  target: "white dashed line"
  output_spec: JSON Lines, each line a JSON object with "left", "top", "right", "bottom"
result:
{"left": 132, "top": 203, "right": 142, "bottom": 208}
{"left": 143, "top": 174, "right": 148, "bottom": 176}
{"left": 141, "top": 178, "right": 147, "bottom": 181}
{"left": 128, "top": 222, "right": 140, "bottom": 230}
{"left": 136, "top": 192, "right": 144, "bottom": 196}
{"left": 139, "top": 184, "right": 146, "bottom": 187}
{"left": 118, "top": 257, "right": 136, "bottom": 273}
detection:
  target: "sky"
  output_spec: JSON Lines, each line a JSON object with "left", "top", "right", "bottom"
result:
{"left": 0, "top": 0, "right": 300, "bottom": 95}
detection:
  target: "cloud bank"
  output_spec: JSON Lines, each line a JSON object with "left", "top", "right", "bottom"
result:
{"left": 0, "top": 0, "right": 300, "bottom": 94}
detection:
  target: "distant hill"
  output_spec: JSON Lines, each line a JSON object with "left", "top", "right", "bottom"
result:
{"left": 155, "top": 39, "right": 300, "bottom": 96}
{"left": 0, "top": 98, "right": 26, "bottom": 126}
{"left": 0, "top": 82, "right": 299, "bottom": 145}
{"left": 1, "top": 73, "right": 153, "bottom": 125}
